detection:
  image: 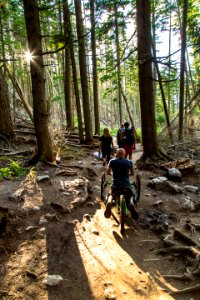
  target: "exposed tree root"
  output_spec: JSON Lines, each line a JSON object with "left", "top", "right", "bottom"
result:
{"left": 163, "top": 274, "right": 193, "bottom": 281}
{"left": 158, "top": 244, "right": 200, "bottom": 283}
{"left": 136, "top": 149, "right": 172, "bottom": 170}
{"left": 173, "top": 229, "right": 200, "bottom": 247}
{"left": 170, "top": 283, "right": 200, "bottom": 295}
{"left": 155, "top": 245, "right": 200, "bottom": 258}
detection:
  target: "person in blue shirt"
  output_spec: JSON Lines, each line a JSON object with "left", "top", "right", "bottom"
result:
{"left": 104, "top": 148, "right": 138, "bottom": 219}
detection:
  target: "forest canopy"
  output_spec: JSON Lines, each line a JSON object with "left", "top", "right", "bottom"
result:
{"left": 0, "top": 0, "right": 200, "bottom": 161}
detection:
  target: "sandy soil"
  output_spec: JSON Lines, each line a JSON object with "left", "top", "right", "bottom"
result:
{"left": 0, "top": 144, "right": 200, "bottom": 300}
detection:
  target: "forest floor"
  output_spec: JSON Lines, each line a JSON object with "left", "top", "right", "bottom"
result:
{"left": 0, "top": 137, "right": 200, "bottom": 300}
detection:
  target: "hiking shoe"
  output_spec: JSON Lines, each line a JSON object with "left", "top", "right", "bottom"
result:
{"left": 129, "top": 203, "right": 139, "bottom": 220}
{"left": 104, "top": 201, "right": 112, "bottom": 218}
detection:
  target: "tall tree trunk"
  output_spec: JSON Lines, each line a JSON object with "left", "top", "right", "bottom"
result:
{"left": 0, "top": 68, "right": 15, "bottom": 138}
{"left": 151, "top": 42, "right": 174, "bottom": 143}
{"left": 64, "top": 0, "right": 84, "bottom": 143}
{"left": 114, "top": 3, "right": 123, "bottom": 124}
{"left": 168, "top": 3, "right": 172, "bottom": 117}
{"left": 151, "top": 0, "right": 157, "bottom": 105}
{"left": 63, "top": 3, "right": 73, "bottom": 130}
{"left": 74, "top": 0, "right": 93, "bottom": 144}
{"left": 5, "top": 66, "right": 33, "bottom": 122}
{"left": 178, "top": 0, "right": 188, "bottom": 141}
{"left": 0, "top": 15, "right": 14, "bottom": 139}
{"left": 136, "top": 0, "right": 161, "bottom": 162}
{"left": 90, "top": 0, "right": 100, "bottom": 135}
{"left": 23, "top": 0, "right": 53, "bottom": 162}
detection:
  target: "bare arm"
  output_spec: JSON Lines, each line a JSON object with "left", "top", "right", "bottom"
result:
{"left": 99, "top": 140, "right": 102, "bottom": 151}
{"left": 130, "top": 161, "right": 134, "bottom": 176}
{"left": 107, "top": 166, "right": 112, "bottom": 176}
{"left": 130, "top": 166, "right": 134, "bottom": 176}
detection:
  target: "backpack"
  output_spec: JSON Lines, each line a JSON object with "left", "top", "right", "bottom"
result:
{"left": 121, "top": 128, "right": 135, "bottom": 145}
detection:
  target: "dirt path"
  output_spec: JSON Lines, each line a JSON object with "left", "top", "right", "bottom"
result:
{"left": 0, "top": 146, "right": 200, "bottom": 299}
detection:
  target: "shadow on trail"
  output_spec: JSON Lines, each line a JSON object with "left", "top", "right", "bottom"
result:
{"left": 0, "top": 166, "right": 100, "bottom": 300}
{"left": 41, "top": 176, "right": 100, "bottom": 300}
{"left": 112, "top": 228, "right": 199, "bottom": 300}
{"left": 45, "top": 210, "right": 97, "bottom": 300}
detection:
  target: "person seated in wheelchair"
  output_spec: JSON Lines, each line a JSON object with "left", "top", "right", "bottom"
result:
{"left": 104, "top": 148, "right": 138, "bottom": 220}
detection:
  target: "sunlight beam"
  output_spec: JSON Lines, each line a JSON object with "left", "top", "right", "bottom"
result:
{"left": 24, "top": 50, "right": 33, "bottom": 62}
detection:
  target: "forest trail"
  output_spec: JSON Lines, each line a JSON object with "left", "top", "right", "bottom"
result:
{"left": 0, "top": 145, "right": 200, "bottom": 300}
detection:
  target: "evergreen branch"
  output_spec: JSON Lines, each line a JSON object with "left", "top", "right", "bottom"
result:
{"left": 0, "top": 59, "right": 17, "bottom": 62}
{"left": 38, "top": 5, "right": 55, "bottom": 11}
{"left": 151, "top": 77, "right": 178, "bottom": 83}
{"left": 153, "top": 59, "right": 177, "bottom": 71}
{"left": 42, "top": 45, "right": 65, "bottom": 55}
{"left": 106, "top": 48, "right": 137, "bottom": 72}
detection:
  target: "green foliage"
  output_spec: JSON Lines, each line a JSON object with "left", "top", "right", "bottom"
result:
{"left": 156, "top": 113, "right": 165, "bottom": 124}
{"left": 135, "top": 128, "right": 142, "bottom": 142}
{"left": 0, "top": 160, "right": 25, "bottom": 180}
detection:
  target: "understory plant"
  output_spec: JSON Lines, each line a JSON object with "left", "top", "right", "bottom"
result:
{"left": 0, "top": 159, "right": 25, "bottom": 180}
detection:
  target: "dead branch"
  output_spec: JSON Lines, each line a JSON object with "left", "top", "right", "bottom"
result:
{"left": 155, "top": 246, "right": 200, "bottom": 258}
{"left": 2, "top": 149, "right": 34, "bottom": 156}
{"left": 59, "top": 164, "right": 84, "bottom": 169}
{"left": 160, "top": 85, "right": 200, "bottom": 135}
{"left": 173, "top": 229, "right": 200, "bottom": 247}
{"left": 0, "top": 134, "right": 11, "bottom": 147}
{"left": 163, "top": 274, "right": 193, "bottom": 281}
{"left": 5, "top": 66, "right": 33, "bottom": 121}
{"left": 170, "top": 283, "right": 200, "bottom": 295}
{"left": 54, "top": 169, "right": 77, "bottom": 177}
{"left": 14, "top": 129, "right": 35, "bottom": 135}
{"left": 145, "top": 256, "right": 173, "bottom": 262}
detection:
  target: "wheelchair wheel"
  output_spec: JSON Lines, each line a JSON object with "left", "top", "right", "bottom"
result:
{"left": 120, "top": 194, "right": 125, "bottom": 234}
{"left": 101, "top": 172, "right": 106, "bottom": 200}
{"left": 134, "top": 173, "right": 141, "bottom": 203}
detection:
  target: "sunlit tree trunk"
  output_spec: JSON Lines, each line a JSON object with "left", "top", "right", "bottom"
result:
{"left": 63, "top": 2, "right": 73, "bottom": 130}
{"left": 114, "top": 3, "right": 123, "bottom": 124}
{"left": 23, "top": 0, "right": 53, "bottom": 162}
{"left": 0, "top": 68, "right": 15, "bottom": 138}
{"left": 90, "top": 0, "right": 100, "bottom": 135}
{"left": 178, "top": 0, "right": 188, "bottom": 141}
{"left": 74, "top": 0, "right": 93, "bottom": 143}
{"left": 0, "top": 15, "right": 14, "bottom": 138}
{"left": 64, "top": 0, "right": 84, "bottom": 143}
{"left": 136, "top": 0, "right": 160, "bottom": 162}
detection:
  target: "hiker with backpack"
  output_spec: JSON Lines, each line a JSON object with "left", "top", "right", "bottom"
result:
{"left": 116, "top": 123, "right": 125, "bottom": 148}
{"left": 121, "top": 122, "right": 135, "bottom": 160}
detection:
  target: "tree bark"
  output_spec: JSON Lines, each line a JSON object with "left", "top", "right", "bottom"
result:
{"left": 64, "top": 0, "right": 84, "bottom": 143}
{"left": 0, "top": 68, "right": 15, "bottom": 138}
{"left": 114, "top": 3, "right": 123, "bottom": 124}
{"left": 90, "top": 0, "right": 100, "bottom": 135}
{"left": 63, "top": 3, "right": 73, "bottom": 130}
{"left": 136, "top": 0, "right": 160, "bottom": 161}
{"left": 151, "top": 42, "right": 174, "bottom": 143}
{"left": 74, "top": 0, "right": 93, "bottom": 144}
{"left": 23, "top": 0, "right": 53, "bottom": 162}
{"left": 178, "top": 0, "right": 188, "bottom": 141}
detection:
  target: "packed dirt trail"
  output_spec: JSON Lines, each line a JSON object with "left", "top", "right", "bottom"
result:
{"left": 0, "top": 144, "right": 200, "bottom": 300}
